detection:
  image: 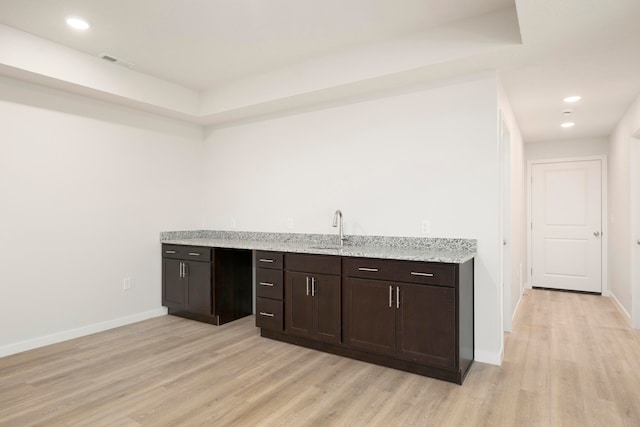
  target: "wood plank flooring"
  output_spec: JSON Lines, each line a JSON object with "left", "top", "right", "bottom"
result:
{"left": 1, "top": 289, "right": 639, "bottom": 426}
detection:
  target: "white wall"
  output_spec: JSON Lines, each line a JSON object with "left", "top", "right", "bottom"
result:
{"left": 498, "top": 83, "right": 527, "bottom": 335}
{"left": 525, "top": 137, "right": 608, "bottom": 161}
{"left": 608, "top": 94, "right": 640, "bottom": 321}
{"left": 0, "top": 76, "right": 204, "bottom": 355}
{"left": 202, "top": 73, "right": 504, "bottom": 364}
{"left": 0, "top": 71, "right": 507, "bottom": 364}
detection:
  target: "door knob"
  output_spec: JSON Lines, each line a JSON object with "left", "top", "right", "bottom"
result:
{"left": 593, "top": 231, "right": 600, "bottom": 237}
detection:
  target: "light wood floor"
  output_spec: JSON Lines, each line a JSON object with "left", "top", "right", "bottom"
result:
{"left": 1, "top": 289, "right": 640, "bottom": 426}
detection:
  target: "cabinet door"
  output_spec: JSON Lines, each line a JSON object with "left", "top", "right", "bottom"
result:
{"left": 184, "top": 261, "right": 213, "bottom": 316}
{"left": 343, "top": 277, "right": 395, "bottom": 355}
{"left": 313, "top": 273, "right": 341, "bottom": 344}
{"left": 285, "top": 272, "right": 313, "bottom": 339}
{"left": 162, "top": 258, "right": 184, "bottom": 310}
{"left": 396, "top": 283, "right": 456, "bottom": 369}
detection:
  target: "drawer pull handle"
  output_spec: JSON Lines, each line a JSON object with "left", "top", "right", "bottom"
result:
{"left": 259, "top": 258, "right": 274, "bottom": 263}
{"left": 411, "top": 272, "right": 434, "bottom": 277}
{"left": 259, "top": 312, "right": 274, "bottom": 317}
{"left": 165, "top": 250, "right": 177, "bottom": 254}
{"left": 259, "top": 282, "right": 274, "bottom": 287}
{"left": 188, "top": 252, "right": 201, "bottom": 256}
{"left": 358, "top": 267, "right": 379, "bottom": 272}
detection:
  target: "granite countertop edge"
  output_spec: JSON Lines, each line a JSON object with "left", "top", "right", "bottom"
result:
{"left": 160, "top": 231, "right": 477, "bottom": 264}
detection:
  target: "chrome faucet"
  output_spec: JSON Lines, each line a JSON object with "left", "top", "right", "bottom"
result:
{"left": 332, "top": 209, "right": 345, "bottom": 246}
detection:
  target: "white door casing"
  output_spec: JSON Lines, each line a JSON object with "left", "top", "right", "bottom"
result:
{"left": 531, "top": 160, "right": 602, "bottom": 293}
{"left": 632, "top": 137, "right": 640, "bottom": 328}
{"left": 500, "top": 118, "right": 512, "bottom": 332}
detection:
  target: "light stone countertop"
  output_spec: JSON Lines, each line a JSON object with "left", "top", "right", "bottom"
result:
{"left": 161, "top": 231, "right": 476, "bottom": 264}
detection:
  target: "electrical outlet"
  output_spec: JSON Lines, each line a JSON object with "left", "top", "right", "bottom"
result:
{"left": 287, "top": 217, "right": 294, "bottom": 229}
{"left": 123, "top": 277, "right": 131, "bottom": 291}
{"left": 420, "top": 219, "right": 431, "bottom": 235}
{"left": 230, "top": 216, "right": 237, "bottom": 229}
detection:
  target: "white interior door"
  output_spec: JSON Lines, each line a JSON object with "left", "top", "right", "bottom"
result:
{"left": 531, "top": 160, "right": 602, "bottom": 293}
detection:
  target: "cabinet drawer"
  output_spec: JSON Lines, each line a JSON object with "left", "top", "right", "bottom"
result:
{"left": 256, "top": 251, "right": 284, "bottom": 269}
{"left": 256, "top": 298, "right": 283, "bottom": 331}
{"left": 285, "top": 253, "right": 341, "bottom": 275}
{"left": 256, "top": 268, "right": 283, "bottom": 300}
{"left": 162, "top": 244, "right": 212, "bottom": 262}
{"left": 342, "top": 257, "right": 456, "bottom": 287}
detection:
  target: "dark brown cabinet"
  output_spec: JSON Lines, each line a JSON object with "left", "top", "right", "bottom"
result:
{"left": 285, "top": 271, "right": 341, "bottom": 344}
{"left": 258, "top": 253, "right": 474, "bottom": 384}
{"left": 162, "top": 258, "right": 185, "bottom": 309}
{"left": 285, "top": 253, "right": 341, "bottom": 344}
{"left": 342, "top": 257, "right": 473, "bottom": 383}
{"left": 184, "top": 258, "right": 215, "bottom": 315}
{"left": 344, "top": 277, "right": 455, "bottom": 368}
{"left": 255, "top": 251, "right": 285, "bottom": 331}
{"left": 162, "top": 246, "right": 212, "bottom": 316}
{"left": 342, "top": 277, "right": 395, "bottom": 355}
{"left": 162, "top": 244, "right": 252, "bottom": 325}
{"left": 396, "top": 282, "right": 455, "bottom": 368}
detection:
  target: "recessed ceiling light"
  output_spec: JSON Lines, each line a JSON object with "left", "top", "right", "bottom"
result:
{"left": 66, "top": 17, "right": 90, "bottom": 30}
{"left": 563, "top": 95, "right": 581, "bottom": 103}
{"left": 561, "top": 122, "right": 575, "bottom": 128}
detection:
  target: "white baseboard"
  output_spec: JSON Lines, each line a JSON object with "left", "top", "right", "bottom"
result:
{"left": 512, "top": 295, "right": 522, "bottom": 323}
{"left": 609, "top": 292, "right": 632, "bottom": 326}
{"left": 475, "top": 348, "right": 503, "bottom": 366}
{"left": 509, "top": 287, "right": 525, "bottom": 328}
{"left": 0, "top": 307, "right": 168, "bottom": 358}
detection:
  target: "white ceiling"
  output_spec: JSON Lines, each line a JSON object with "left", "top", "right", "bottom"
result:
{"left": 1, "top": 0, "right": 639, "bottom": 142}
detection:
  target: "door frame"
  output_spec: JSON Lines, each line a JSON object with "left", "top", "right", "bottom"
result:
{"left": 500, "top": 117, "right": 512, "bottom": 332}
{"left": 631, "top": 135, "right": 640, "bottom": 328}
{"left": 526, "top": 155, "right": 608, "bottom": 295}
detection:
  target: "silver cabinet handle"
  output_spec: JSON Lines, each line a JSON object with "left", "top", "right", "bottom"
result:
{"left": 259, "top": 312, "right": 274, "bottom": 317}
{"left": 188, "top": 252, "right": 201, "bottom": 256}
{"left": 593, "top": 231, "right": 600, "bottom": 237}
{"left": 306, "top": 277, "right": 310, "bottom": 296}
{"left": 259, "top": 282, "right": 274, "bottom": 287}
{"left": 312, "top": 277, "right": 316, "bottom": 296}
{"left": 389, "top": 286, "right": 393, "bottom": 308}
{"left": 183, "top": 263, "right": 188, "bottom": 278}
{"left": 358, "top": 267, "right": 378, "bottom": 272}
{"left": 165, "top": 250, "right": 177, "bottom": 254}
{"left": 259, "top": 258, "right": 274, "bottom": 263}
{"left": 179, "top": 262, "right": 184, "bottom": 278}
{"left": 396, "top": 286, "right": 400, "bottom": 309}
{"left": 410, "top": 272, "right": 434, "bottom": 277}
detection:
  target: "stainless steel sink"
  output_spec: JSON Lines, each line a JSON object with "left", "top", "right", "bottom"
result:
{"left": 309, "top": 244, "right": 343, "bottom": 250}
